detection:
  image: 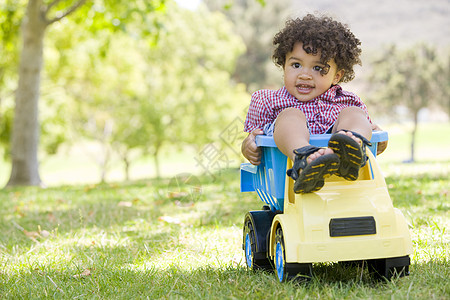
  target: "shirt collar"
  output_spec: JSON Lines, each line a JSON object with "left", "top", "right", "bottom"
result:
{"left": 278, "top": 85, "right": 342, "bottom": 102}
{"left": 315, "top": 85, "right": 342, "bottom": 101}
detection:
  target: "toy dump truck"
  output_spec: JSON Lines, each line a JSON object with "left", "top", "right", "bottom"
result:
{"left": 240, "top": 132, "right": 412, "bottom": 282}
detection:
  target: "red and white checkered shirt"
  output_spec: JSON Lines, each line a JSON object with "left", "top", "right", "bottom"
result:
{"left": 244, "top": 85, "right": 372, "bottom": 134}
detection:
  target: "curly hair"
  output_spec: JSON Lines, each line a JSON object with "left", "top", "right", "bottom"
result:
{"left": 273, "top": 14, "right": 362, "bottom": 83}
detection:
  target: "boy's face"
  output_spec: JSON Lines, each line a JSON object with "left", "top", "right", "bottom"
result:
{"left": 283, "top": 42, "right": 344, "bottom": 102}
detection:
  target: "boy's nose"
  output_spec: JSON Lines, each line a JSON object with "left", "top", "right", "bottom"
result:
{"left": 297, "top": 69, "right": 313, "bottom": 79}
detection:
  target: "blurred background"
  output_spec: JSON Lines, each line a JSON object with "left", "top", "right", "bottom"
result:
{"left": 0, "top": 0, "right": 449, "bottom": 187}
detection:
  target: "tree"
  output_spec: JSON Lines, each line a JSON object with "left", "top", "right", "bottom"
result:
{"left": 7, "top": 0, "right": 88, "bottom": 186}
{"left": 5, "top": 0, "right": 166, "bottom": 187}
{"left": 367, "top": 44, "right": 449, "bottom": 162}
{"left": 50, "top": 2, "right": 246, "bottom": 181}
{"left": 112, "top": 3, "right": 247, "bottom": 179}
{"left": 62, "top": 30, "right": 151, "bottom": 182}
{"left": 204, "top": 0, "right": 291, "bottom": 92}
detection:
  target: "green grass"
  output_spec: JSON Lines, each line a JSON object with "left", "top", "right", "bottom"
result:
{"left": 0, "top": 122, "right": 449, "bottom": 298}
{"left": 0, "top": 164, "right": 448, "bottom": 299}
{"left": 377, "top": 122, "right": 450, "bottom": 163}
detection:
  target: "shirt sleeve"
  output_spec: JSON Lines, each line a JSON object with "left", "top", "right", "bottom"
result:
{"left": 355, "top": 97, "right": 372, "bottom": 124}
{"left": 338, "top": 88, "right": 373, "bottom": 124}
{"left": 244, "top": 90, "right": 274, "bottom": 133}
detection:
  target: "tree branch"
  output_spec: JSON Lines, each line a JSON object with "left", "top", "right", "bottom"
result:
{"left": 45, "top": 0, "right": 87, "bottom": 25}
{"left": 47, "top": 0, "right": 63, "bottom": 12}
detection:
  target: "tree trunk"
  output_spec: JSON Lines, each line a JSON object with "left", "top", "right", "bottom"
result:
{"left": 7, "top": 0, "right": 47, "bottom": 186}
{"left": 99, "top": 121, "right": 113, "bottom": 183}
{"left": 153, "top": 146, "right": 161, "bottom": 179}
{"left": 123, "top": 154, "right": 130, "bottom": 181}
{"left": 409, "top": 110, "right": 419, "bottom": 163}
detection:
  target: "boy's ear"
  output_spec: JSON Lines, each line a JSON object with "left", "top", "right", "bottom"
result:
{"left": 333, "top": 69, "right": 345, "bottom": 85}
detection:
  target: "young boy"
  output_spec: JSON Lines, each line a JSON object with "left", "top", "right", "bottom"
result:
{"left": 242, "top": 14, "right": 383, "bottom": 194}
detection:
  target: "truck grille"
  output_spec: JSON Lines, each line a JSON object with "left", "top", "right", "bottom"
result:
{"left": 329, "top": 216, "right": 376, "bottom": 237}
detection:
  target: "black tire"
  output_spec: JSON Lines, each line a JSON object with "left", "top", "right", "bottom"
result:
{"left": 243, "top": 218, "right": 272, "bottom": 271}
{"left": 274, "top": 226, "right": 312, "bottom": 282}
{"left": 339, "top": 260, "right": 364, "bottom": 268}
{"left": 367, "top": 256, "right": 410, "bottom": 280}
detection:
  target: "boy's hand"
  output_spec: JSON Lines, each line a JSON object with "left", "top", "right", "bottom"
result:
{"left": 241, "top": 129, "right": 264, "bottom": 165}
{"left": 372, "top": 124, "right": 388, "bottom": 155}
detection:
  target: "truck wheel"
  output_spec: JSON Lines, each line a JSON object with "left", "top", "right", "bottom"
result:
{"left": 243, "top": 219, "right": 271, "bottom": 270}
{"left": 367, "top": 256, "right": 410, "bottom": 280}
{"left": 274, "top": 226, "right": 312, "bottom": 282}
{"left": 339, "top": 260, "right": 364, "bottom": 268}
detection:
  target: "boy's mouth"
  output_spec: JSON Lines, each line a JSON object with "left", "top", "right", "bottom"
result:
{"left": 296, "top": 84, "right": 314, "bottom": 94}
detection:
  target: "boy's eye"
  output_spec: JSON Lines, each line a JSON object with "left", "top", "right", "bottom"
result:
{"left": 292, "top": 62, "right": 301, "bottom": 68}
{"left": 313, "top": 66, "right": 324, "bottom": 72}
{"left": 318, "top": 64, "right": 331, "bottom": 75}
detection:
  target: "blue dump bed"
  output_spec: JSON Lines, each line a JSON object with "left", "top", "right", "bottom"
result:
{"left": 240, "top": 131, "right": 388, "bottom": 211}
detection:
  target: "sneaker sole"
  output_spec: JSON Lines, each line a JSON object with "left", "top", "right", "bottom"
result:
{"left": 294, "top": 154, "right": 340, "bottom": 194}
{"left": 328, "top": 134, "right": 364, "bottom": 181}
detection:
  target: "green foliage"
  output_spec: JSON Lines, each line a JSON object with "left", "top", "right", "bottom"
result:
{"left": 0, "top": 0, "right": 24, "bottom": 86}
{"left": 0, "top": 0, "right": 169, "bottom": 186}
{"left": 367, "top": 44, "right": 449, "bottom": 161}
{"left": 0, "top": 106, "right": 13, "bottom": 159}
{"left": 204, "top": 0, "right": 291, "bottom": 91}
{"left": 39, "top": 0, "right": 168, "bottom": 159}
{"left": 41, "top": 1, "right": 247, "bottom": 180}
{"left": 0, "top": 163, "right": 448, "bottom": 298}
{"left": 67, "top": 0, "right": 167, "bottom": 37}
{"left": 146, "top": 3, "right": 246, "bottom": 146}
{"left": 367, "top": 44, "right": 449, "bottom": 118}
{"left": 0, "top": 0, "right": 26, "bottom": 155}
{"left": 133, "top": 3, "right": 247, "bottom": 175}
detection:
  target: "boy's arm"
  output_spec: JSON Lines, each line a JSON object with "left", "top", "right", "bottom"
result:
{"left": 241, "top": 129, "right": 264, "bottom": 165}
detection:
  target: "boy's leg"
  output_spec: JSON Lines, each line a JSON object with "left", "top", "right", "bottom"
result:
{"left": 332, "top": 106, "right": 372, "bottom": 141}
{"left": 273, "top": 108, "right": 333, "bottom": 162}
{"left": 330, "top": 106, "right": 373, "bottom": 180}
{"left": 273, "top": 108, "right": 339, "bottom": 193}
{"left": 273, "top": 108, "right": 309, "bottom": 161}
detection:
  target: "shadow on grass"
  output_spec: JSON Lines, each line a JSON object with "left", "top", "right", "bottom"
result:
{"left": 0, "top": 168, "right": 257, "bottom": 251}
{"left": 385, "top": 171, "right": 449, "bottom": 220}
{"left": 1, "top": 166, "right": 447, "bottom": 254}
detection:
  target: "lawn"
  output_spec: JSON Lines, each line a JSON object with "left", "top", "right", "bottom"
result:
{"left": 0, "top": 123, "right": 449, "bottom": 299}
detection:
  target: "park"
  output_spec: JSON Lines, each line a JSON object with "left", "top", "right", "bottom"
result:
{"left": 0, "top": 0, "right": 448, "bottom": 298}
